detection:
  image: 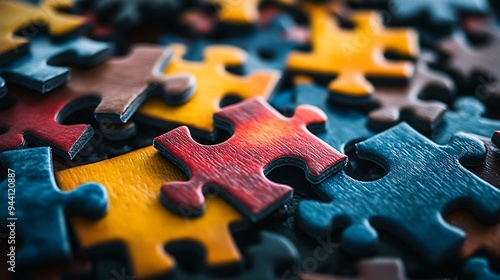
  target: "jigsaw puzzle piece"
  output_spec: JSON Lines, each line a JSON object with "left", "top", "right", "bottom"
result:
{"left": 0, "top": 0, "right": 85, "bottom": 65}
{"left": 466, "top": 136, "right": 500, "bottom": 188}
{"left": 433, "top": 97, "right": 500, "bottom": 145}
{"left": 270, "top": 80, "right": 375, "bottom": 152}
{"left": 154, "top": 97, "right": 347, "bottom": 221}
{"left": 301, "top": 258, "right": 407, "bottom": 280}
{"left": 208, "top": 0, "right": 294, "bottom": 24}
{"left": 298, "top": 123, "right": 500, "bottom": 265}
{"left": 55, "top": 146, "right": 244, "bottom": 279}
{"left": 0, "top": 147, "right": 108, "bottom": 267}
{"left": 0, "top": 85, "right": 94, "bottom": 159}
{"left": 494, "top": 132, "right": 500, "bottom": 147}
{"left": 137, "top": 44, "right": 281, "bottom": 139}
{"left": 369, "top": 57, "right": 454, "bottom": 132}
{"left": 462, "top": 258, "right": 500, "bottom": 280}
{"left": 286, "top": 5, "right": 417, "bottom": 102}
{"left": 1, "top": 35, "right": 113, "bottom": 93}
{"left": 172, "top": 230, "right": 300, "bottom": 280}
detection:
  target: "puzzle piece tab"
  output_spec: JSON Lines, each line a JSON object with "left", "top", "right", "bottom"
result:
{"left": 0, "top": 0, "right": 85, "bottom": 65}
{"left": 462, "top": 258, "right": 500, "bottom": 280}
{"left": 433, "top": 97, "right": 500, "bottom": 145}
{"left": 55, "top": 146, "right": 243, "bottom": 279}
{"left": 369, "top": 57, "right": 453, "bottom": 132}
{"left": 0, "top": 147, "right": 108, "bottom": 266}
{"left": 286, "top": 5, "right": 417, "bottom": 101}
{"left": 298, "top": 123, "right": 500, "bottom": 265}
{"left": 138, "top": 44, "right": 280, "bottom": 139}
{"left": 154, "top": 97, "right": 347, "bottom": 221}
{"left": 1, "top": 35, "right": 113, "bottom": 93}
{"left": 301, "top": 258, "right": 407, "bottom": 280}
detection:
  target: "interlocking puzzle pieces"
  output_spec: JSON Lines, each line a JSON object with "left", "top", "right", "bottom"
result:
{"left": 137, "top": 44, "right": 280, "bottom": 139}
{"left": 0, "top": 147, "right": 108, "bottom": 267}
{"left": 173, "top": 231, "right": 300, "bottom": 280}
{"left": 160, "top": 13, "right": 304, "bottom": 72}
{"left": 154, "top": 97, "right": 347, "bottom": 221}
{"left": 1, "top": 35, "right": 113, "bottom": 93}
{"left": 298, "top": 123, "right": 500, "bottom": 265}
{"left": 432, "top": 97, "right": 500, "bottom": 145}
{"left": 270, "top": 82, "right": 375, "bottom": 152}
{"left": 0, "top": 45, "right": 194, "bottom": 158}
{"left": 0, "top": 0, "right": 86, "bottom": 65}
{"left": 466, "top": 136, "right": 500, "bottom": 188}
{"left": 286, "top": 5, "right": 418, "bottom": 103}
{"left": 368, "top": 57, "right": 454, "bottom": 132}
{"left": 462, "top": 258, "right": 500, "bottom": 280}
{"left": 439, "top": 20, "right": 500, "bottom": 109}
{"left": 301, "top": 258, "right": 407, "bottom": 280}
{"left": 55, "top": 146, "right": 244, "bottom": 279}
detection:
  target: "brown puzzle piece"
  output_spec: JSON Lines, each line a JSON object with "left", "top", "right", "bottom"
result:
{"left": 369, "top": 56, "right": 454, "bottom": 132}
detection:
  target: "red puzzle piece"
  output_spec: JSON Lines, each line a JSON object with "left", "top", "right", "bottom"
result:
{"left": 153, "top": 97, "right": 347, "bottom": 221}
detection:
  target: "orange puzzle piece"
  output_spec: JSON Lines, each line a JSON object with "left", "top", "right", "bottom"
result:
{"left": 209, "top": 0, "right": 294, "bottom": 24}
{"left": 137, "top": 44, "right": 280, "bottom": 139}
{"left": 0, "top": 0, "right": 85, "bottom": 62}
{"left": 56, "top": 146, "right": 244, "bottom": 279}
{"left": 286, "top": 5, "right": 418, "bottom": 101}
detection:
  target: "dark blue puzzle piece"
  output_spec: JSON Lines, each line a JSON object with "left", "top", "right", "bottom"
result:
{"left": 159, "top": 14, "right": 300, "bottom": 73}
{"left": 270, "top": 83, "right": 375, "bottom": 152}
{"left": 0, "top": 147, "right": 108, "bottom": 267}
{"left": 1, "top": 35, "right": 113, "bottom": 93}
{"left": 298, "top": 123, "right": 500, "bottom": 265}
{"left": 433, "top": 97, "right": 500, "bottom": 145}
{"left": 462, "top": 258, "right": 500, "bottom": 280}
{"left": 172, "top": 231, "right": 300, "bottom": 280}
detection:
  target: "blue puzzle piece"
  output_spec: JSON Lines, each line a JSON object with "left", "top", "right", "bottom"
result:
{"left": 1, "top": 35, "right": 113, "bottom": 93}
{"left": 462, "top": 258, "right": 500, "bottom": 280}
{"left": 0, "top": 77, "right": 5, "bottom": 98}
{"left": 270, "top": 83, "right": 375, "bottom": 152}
{"left": 159, "top": 14, "right": 300, "bottom": 73}
{"left": 433, "top": 97, "right": 500, "bottom": 145}
{"left": 298, "top": 123, "right": 500, "bottom": 265}
{"left": 0, "top": 147, "right": 108, "bottom": 267}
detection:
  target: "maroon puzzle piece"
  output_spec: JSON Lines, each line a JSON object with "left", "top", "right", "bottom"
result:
{"left": 153, "top": 97, "right": 347, "bottom": 221}
{"left": 0, "top": 45, "right": 195, "bottom": 158}
{"left": 466, "top": 135, "right": 500, "bottom": 188}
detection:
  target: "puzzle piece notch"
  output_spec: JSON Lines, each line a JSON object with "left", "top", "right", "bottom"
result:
{"left": 0, "top": 0, "right": 86, "bottom": 65}
{"left": 298, "top": 123, "right": 500, "bottom": 265}
{"left": 301, "top": 258, "right": 407, "bottom": 280}
{"left": 137, "top": 44, "right": 281, "bottom": 139}
{"left": 369, "top": 57, "right": 453, "bottom": 132}
{"left": 1, "top": 35, "right": 114, "bottom": 93}
{"left": 154, "top": 97, "right": 347, "bottom": 221}
{"left": 270, "top": 81, "right": 375, "bottom": 152}
{"left": 462, "top": 258, "right": 500, "bottom": 280}
{"left": 432, "top": 97, "right": 500, "bottom": 145}
{"left": 286, "top": 5, "right": 418, "bottom": 101}
{"left": 0, "top": 147, "right": 108, "bottom": 267}
{"left": 55, "top": 146, "right": 244, "bottom": 279}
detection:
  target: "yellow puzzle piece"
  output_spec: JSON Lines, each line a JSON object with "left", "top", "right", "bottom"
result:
{"left": 0, "top": 0, "right": 85, "bottom": 61}
{"left": 287, "top": 5, "right": 418, "bottom": 100}
{"left": 209, "top": 0, "right": 294, "bottom": 24}
{"left": 56, "top": 146, "right": 244, "bottom": 279}
{"left": 137, "top": 44, "right": 280, "bottom": 139}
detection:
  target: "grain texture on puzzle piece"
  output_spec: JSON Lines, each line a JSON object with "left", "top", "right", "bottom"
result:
{"left": 298, "top": 123, "right": 500, "bottom": 265}
{"left": 0, "top": 147, "right": 108, "bottom": 267}
{"left": 270, "top": 82, "right": 375, "bottom": 152}
{"left": 368, "top": 57, "right": 453, "bottom": 132}
{"left": 0, "top": 0, "right": 85, "bottom": 65}
{"left": 56, "top": 146, "right": 244, "bottom": 279}
{"left": 286, "top": 4, "right": 417, "bottom": 102}
{"left": 433, "top": 97, "right": 500, "bottom": 145}
{"left": 138, "top": 44, "right": 280, "bottom": 139}
{"left": 1, "top": 35, "right": 113, "bottom": 93}
{"left": 154, "top": 97, "right": 347, "bottom": 222}
{"left": 172, "top": 231, "right": 300, "bottom": 280}
{"left": 301, "top": 258, "right": 407, "bottom": 280}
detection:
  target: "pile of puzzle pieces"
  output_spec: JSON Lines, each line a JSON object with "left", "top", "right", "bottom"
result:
{"left": 1, "top": 0, "right": 500, "bottom": 279}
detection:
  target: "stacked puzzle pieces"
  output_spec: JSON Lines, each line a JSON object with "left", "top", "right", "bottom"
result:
{"left": 1, "top": 0, "right": 500, "bottom": 279}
